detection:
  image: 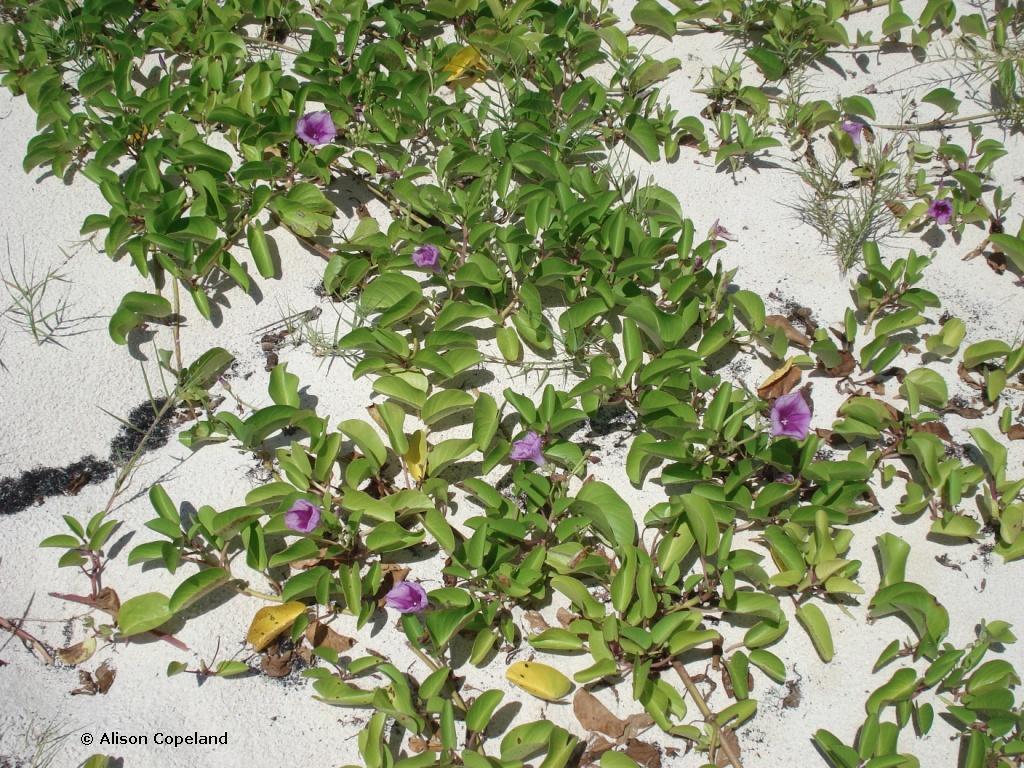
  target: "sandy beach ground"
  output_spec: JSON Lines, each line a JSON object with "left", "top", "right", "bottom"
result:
{"left": 1, "top": 1, "right": 1023, "bottom": 765}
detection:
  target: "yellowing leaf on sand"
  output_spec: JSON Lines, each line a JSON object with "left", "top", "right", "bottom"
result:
{"left": 443, "top": 45, "right": 491, "bottom": 87}
{"left": 246, "top": 601, "right": 307, "bottom": 652}
{"left": 506, "top": 660, "right": 573, "bottom": 701}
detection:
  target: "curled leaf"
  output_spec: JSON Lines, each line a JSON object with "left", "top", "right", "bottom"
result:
{"left": 757, "top": 357, "right": 801, "bottom": 400}
{"left": 766, "top": 315, "right": 812, "bottom": 349}
{"left": 58, "top": 636, "right": 97, "bottom": 666}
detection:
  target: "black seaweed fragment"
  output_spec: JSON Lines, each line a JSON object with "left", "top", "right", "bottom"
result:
{"left": 0, "top": 398, "right": 175, "bottom": 515}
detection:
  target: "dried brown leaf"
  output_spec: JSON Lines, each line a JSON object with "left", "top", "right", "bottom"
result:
{"left": 824, "top": 350, "right": 856, "bottom": 378}
{"left": 624, "top": 739, "right": 662, "bottom": 768}
{"left": 958, "top": 364, "right": 984, "bottom": 391}
{"left": 757, "top": 359, "right": 802, "bottom": 400}
{"left": 260, "top": 649, "right": 293, "bottom": 678}
{"left": 580, "top": 735, "right": 616, "bottom": 766}
{"left": 915, "top": 422, "right": 953, "bottom": 442}
{"left": 71, "top": 661, "right": 115, "bottom": 695}
{"left": 1007, "top": 425, "right": 1024, "bottom": 440}
{"left": 782, "top": 678, "right": 802, "bottom": 708}
{"left": 71, "top": 669, "right": 97, "bottom": 696}
{"left": 574, "top": 689, "right": 626, "bottom": 739}
{"left": 305, "top": 621, "right": 356, "bottom": 653}
{"left": 714, "top": 730, "right": 740, "bottom": 768}
{"left": 523, "top": 611, "right": 550, "bottom": 632}
{"left": 57, "top": 637, "right": 96, "bottom": 666}
{"left": 814, "top": 428, "right": 836, "bottom": 445}
{"left": 556, "top": 607, "right": 577, "bottom": 628}
{"left": 408, "top": 736, "right": 442, "bottom": 753}
{"left": 621, "top": 714, "right": 656, "bottom": 741}
{"left": 944, "top": 405, "right": 984, "bottom": 419}
{"left": 94, "top": 588, "right": 120, "bottom": 616}
{"left": 94, "top": 661, "right": 116, "bottom": 694}
{"left": 766, "top": 315, "right": 811, "bottom": 349}
{"left": 885, "top": 200, "right": 908, "bottom": 218}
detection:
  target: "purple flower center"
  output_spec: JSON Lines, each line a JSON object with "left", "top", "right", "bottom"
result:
{"left": 927, "top": 199, "right": 953, "bottom": 225}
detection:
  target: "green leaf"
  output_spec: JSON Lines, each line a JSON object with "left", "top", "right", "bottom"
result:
{"left": 247, "top": 221, "right": 276, "bottom": 278}
{"left": 496, "top": 325, "right": 523, "bottom": 362}
{"left": 925, "top": 317, "right": 965, "bottom": 357}
{"left": 963, "top": 339, "right": 1010, "bottom": 368}
{"left": 572, "top": 482, "right": 636, "bottom": 550}
{"left": 601, "top": 753, "right": 642, "bottom": 768}
{"left": 467, "top": 690, "right": 504, "bottom": 733}
{"left": 108, "top": 292, "right": 174, "bottom": 345}
{"left": 796, "top": 603, "right": 834, "bottom": 662}
{"left": 921, "top": 87, "right": 960, "bottom": 114}
{"left": 339, "top": 419, "right": 388, "bottom": 472}
{"left": 501, "top": 721, "right": 555, "bottom": 761}
{"left": 746, "top": 48, "right": 785, "bottom": 80}
{"left": 269, "top": 364, "right": 301, "bottom": 408}
{"left": 631, "top": 0, "right": 677, "bottom": 37}
{"left": 269, "top": 183, "right": 335, "bottom": 238}
{"left": 40, "top": 534, "right": 81, "bottom": 548}
{"left": 991, "top": 234, "right": 1024, "bottom": 272}
{"left": 842, "top": 95, "right": 876, "bottom": 119}
{"left": 364, "top": 522, "right": 424, "bottom": 553}
{"left": 421, "top": 390, "right": 474, "bottom": 427}
{"left": 749, "top": 650, "right": 786, "bottom": 683}
{"left": 425, "top": 605, "right": 474, "bottom": 651}
{"left": 625, "top": 116, "right": 660, "bottom": 161}
{"left": 117, "top": 592, "right": 173, "bottom": 636}
{"left": 472, "top": 393, "right": 498, "bottom": 451}
{"left": 168, "top": 567, "right": 230, "bottom": 613}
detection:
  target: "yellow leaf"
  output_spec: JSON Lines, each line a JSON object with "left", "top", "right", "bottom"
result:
{"left": 506, "top": 660, "right": 573, "bottom": 701}
{"left": 246, "top": 601, "right": 307, "bottom": 652}
{"left": 442, "top": 45, "right": 490, "bottom": 86}
{"left": 404, "top": 429, "right": 427, "bottom": 481}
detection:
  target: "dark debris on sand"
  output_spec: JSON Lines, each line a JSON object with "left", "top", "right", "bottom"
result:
{"left": 0, "top": 398, "right": 175, "bottom": 516}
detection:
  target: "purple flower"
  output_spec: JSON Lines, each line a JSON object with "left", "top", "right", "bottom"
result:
{"left": 296, "top": 111, "right": 336, "bottom": 146}
{"left": 284, "top": 499, "right": 321, "bottom": 533}
{"left": 709, "top": 219, "right": 736, "bottom": 242}
{"left": 769, "top": 392, "right": 812, "bottom": 440}
{"left": 509, "top": 431, "right": 545, "bottom": 465}
{"left": 927, "top": 198, "right": 953, "bottom": 225}
{"left": 840, "top": 119, "right": 864, "bottom": 146}
{"left": 412, "top": 244, "right": 441, "bottom": 270}
{"left": 385, "top": 581, "right": 429, "bottom": 614}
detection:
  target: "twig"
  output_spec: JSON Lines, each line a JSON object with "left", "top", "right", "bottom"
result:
{"left": 241, "top": 586, "right": 283, "bottom": 602}
{"left": 872, "top": 111, "right": 1002, "bottom": 131}
{"left": 0, "top": 616, "right": 53, "bottom": 665}
{"left": 241, "top": 35, "right": 306, "bottom": 56}
{"left": 672, "top": 660, "right": 744, "bottom": 768}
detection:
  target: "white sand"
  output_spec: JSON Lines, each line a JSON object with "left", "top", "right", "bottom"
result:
{"left": 2, "top": 2, "right": 1024, "bottom": 765}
